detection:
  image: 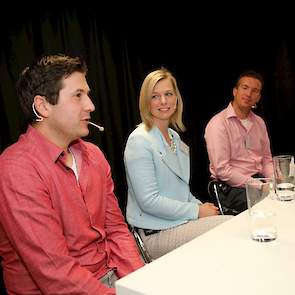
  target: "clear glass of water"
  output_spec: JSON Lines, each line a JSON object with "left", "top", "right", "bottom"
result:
{"left": 249, "top": 210, "right": 277, "bottom": 242}
{"left": 273, "top": 155, "right": 295, "bottom": 201}
{"left": 246, "top": 178, "right": 277, "bottom": 242}
{"left": 276, "top": 182, "right": 295, "bottom": 201}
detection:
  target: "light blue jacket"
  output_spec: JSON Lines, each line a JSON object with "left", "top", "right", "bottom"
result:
{"left": 124, "top": 124, "right": 201, "bottom": 230}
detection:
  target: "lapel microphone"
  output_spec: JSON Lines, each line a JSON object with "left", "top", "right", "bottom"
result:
{"left": 88, "top": 121, "right": 104, "bottom": 132}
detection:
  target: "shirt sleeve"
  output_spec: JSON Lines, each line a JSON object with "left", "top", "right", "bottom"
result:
{"left": 0, "top": 159, "right": 115, "bottom": 295}
{"left": 205, "top": 117, "right": 250, "bottom": 187}
{"left": 124, "top": 134, "right": 198, "bottom": 221}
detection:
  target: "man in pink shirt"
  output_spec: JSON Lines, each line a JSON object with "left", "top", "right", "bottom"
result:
{"left": 204, "top": 71, "right": 274, "bottom": 214}
{"left": 0, "top": 54, "right": 144, "bottom": 294}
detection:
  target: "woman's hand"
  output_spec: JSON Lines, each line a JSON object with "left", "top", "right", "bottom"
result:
{"left": 198, "top": 202, "right": 220, "bottom": 217}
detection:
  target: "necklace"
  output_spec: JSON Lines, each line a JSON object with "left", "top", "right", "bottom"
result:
{"left": 168, "top": 131, "right": 177, "bottom": 153}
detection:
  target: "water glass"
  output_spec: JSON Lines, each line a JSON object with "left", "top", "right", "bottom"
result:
{"left": 273, "top": 155, "right": 295, "bottom": 201}
{"left": 246, "top": 178, "right": 277, "bottom": 242}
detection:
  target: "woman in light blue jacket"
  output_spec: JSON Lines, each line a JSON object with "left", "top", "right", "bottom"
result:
{"left": 124, "top": 68, "right": 231, "bottom": 259}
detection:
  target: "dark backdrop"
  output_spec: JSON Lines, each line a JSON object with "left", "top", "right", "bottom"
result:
{"left": 1, "top": 6, "right": 295, "bottom": 293}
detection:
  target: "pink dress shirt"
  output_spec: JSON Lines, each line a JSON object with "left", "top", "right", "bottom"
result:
{"left": 0, "top": 126, "right": 143, "bottom": 294}
{"left": 204, "top": 103, "right": 274, "bottom": 187}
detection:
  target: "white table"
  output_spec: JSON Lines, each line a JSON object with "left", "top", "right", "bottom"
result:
{"left": 116, "top": 199, "right": 295, "bottom": 295}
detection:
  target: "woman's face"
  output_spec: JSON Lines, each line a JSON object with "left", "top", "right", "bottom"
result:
{"left": 149, "top": 78, "right": 177, "bottom": 126}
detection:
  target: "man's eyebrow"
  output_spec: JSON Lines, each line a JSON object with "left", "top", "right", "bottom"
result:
{"left": 72, "top": 88, "right": 91, "bottom": 94}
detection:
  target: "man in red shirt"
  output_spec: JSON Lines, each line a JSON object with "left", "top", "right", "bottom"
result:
{"left": 0, "top": 54, "right": 144, "bottom": 294}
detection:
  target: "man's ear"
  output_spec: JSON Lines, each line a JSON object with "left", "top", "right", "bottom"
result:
{"left": 33, "top": 95, "right": 49, "bottom": 120}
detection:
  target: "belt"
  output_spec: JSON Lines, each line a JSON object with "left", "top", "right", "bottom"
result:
{"left": 141, "top": 228, "right": 161, "bottom": 236}
{"left": 252, "top": 173, "right": 264, "bottom": 178}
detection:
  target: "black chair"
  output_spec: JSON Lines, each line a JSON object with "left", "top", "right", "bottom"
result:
{"left": 208, "top": 180, "right": 240, "bottom": 216}
{"left": 129, "top": 226, "right": 153, "bottom": 264}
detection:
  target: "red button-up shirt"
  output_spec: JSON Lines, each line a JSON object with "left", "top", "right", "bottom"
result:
{"left": 0, "top": 126, "right": 143, "bottom": 294}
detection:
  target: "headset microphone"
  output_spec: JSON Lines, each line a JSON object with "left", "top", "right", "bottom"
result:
{"left": 88, "top": 121, "right": 104, "bottom": 132}
{"left": 32, "top": 103, "right": 44, "bottom": 122}
{"left": 33, "top": 102, "right": 104, "bottom": 132}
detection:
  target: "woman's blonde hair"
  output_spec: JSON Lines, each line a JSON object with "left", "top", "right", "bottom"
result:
{"left": 139, "top": 67, "right": 185, "bottom": 131}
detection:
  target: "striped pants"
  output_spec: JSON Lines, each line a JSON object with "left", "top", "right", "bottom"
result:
{"left": 139, "top": 215, "right": 232, "bottom": 260}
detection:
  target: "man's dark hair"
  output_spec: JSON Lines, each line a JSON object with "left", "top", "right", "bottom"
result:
{"left": 235, "top": 70, "right": 264, "bottom": 88}
{"left": 16, "top": 54, "right": 87, "bottom": 123}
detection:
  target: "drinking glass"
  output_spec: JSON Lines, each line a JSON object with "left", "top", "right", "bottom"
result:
{"left": 246, "top": 178, "right": 277, "bottom": 242}
{"left": 273, "top": 155, "right": 295, "bottom": 201}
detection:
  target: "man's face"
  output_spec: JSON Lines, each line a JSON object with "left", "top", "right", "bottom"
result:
{"left": 233, "top": 76, "right": 262, "bottom": 110}
{"left": 46, "top": 71, "right": 95, "bottom": 144}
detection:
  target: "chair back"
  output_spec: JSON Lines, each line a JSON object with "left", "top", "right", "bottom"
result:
{"left": 129, "top": 226, "right": 153, "bottom": 264}
{"left": 208, "top": 180, "right": 239, "bottom": 215}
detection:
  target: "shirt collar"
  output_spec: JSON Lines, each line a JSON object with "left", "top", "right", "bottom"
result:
{"left": 225, "top": 102, "right": 255, "bottom": 120}
{"left": 26, "top": 125, "right": 86, "bottom": 163}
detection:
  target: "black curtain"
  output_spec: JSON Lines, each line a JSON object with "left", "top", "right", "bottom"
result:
{"left": 1, "top": 8, "right": 295, "bottom": 292}
{"left": 1, "top": 8, "right": 295, "bottom": 211}
{"left": 0, "top": 8, "right": 147, "bottom": 214}
{"left": 1, "top": 8, "right": 295, "bottom": 222}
